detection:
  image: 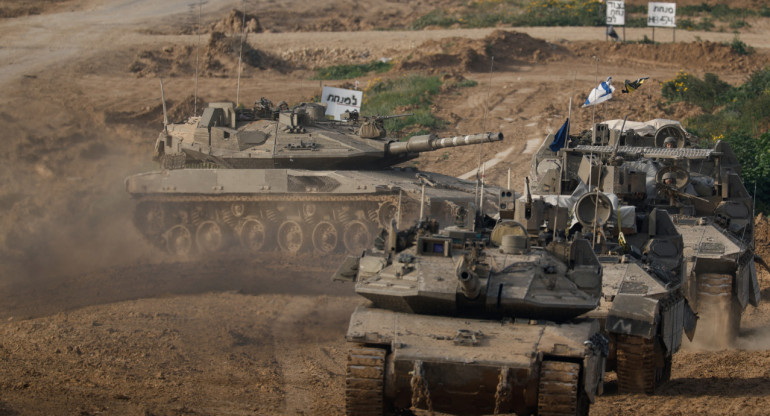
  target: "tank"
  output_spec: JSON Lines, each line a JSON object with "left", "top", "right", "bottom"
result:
{"left": 508, "top": 178, "right": 696, "bottom": 393}
{"left": 126, "top": 100, "right": 503, "bottom": 256}
{"left": 528, "top": 118, "right": 759, "bottom": 348}
{"left": 333, "top": 214, "right": 608, "bottom": 415}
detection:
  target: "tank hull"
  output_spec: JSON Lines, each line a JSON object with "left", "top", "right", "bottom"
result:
{"left": 127, "top": 168, "right": 499, "bottom": 256}
{"left": 346, "top": 306, "right": 605, "bottom": 415}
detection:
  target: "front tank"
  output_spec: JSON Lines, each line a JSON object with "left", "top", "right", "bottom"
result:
{"left": 334, "top": 218, "right": 608, "bottom": 415}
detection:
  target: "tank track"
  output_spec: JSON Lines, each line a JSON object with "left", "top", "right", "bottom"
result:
{"left": 696, "top": 273, "right": 741, "bottom": 347}
{"left": 615, "top": 335, "right": 670, "bottom": 394}
{"left": 345, "top": 346, "right": 387, "bottom": 416}
{"left": 133, "top": 193, "right": 412, "bottom": 257}
{"left": 537, "top": 361, "right": 587, "bottom": 416}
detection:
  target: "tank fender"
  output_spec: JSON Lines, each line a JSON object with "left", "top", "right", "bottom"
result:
{"left": 737, "top": 259, "right": 760, "bottom": 308}
{"left": 683, "top": 299, "right": 698, "bottom": 341}
{"left": 605, "top": 295, "right": 659, "bottom": 339}
{"left": 331, "top": 255, "right": 361, "bottom": 282}
{"left": 749, "top": 260, "right": 761, "bottom": 307}
{"left": 582, "top": 332, "right": 609, "bottom": 400}
{"left": 660, "top": 294, "right": 686, "bottom": 354}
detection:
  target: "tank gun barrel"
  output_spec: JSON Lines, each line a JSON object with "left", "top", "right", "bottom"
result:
{"left": 386, "top": 132, "right": 503, "bottom": 155}
{"left": 373, "top": 113, "right": 413, "bottom": 121}
{"left": 456, "top": 255, "right": 482, "bottom": 299}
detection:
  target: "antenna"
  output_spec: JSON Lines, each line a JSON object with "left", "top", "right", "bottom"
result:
{"left": 193, "top": 1, "right": 205, "bottom": 116}
{"left": 160, "top": 78, "right": 169, "bottom": 131}
{"left": 591, "top": 56, "right": 598, "bottom": 131}
{"left": 479, "top": 163, "right": 485, "bottom": 218}
{"left": 235, "top": 0, "right": 247, "bottom": 107}
{"left": 419, "top": 184, "right": 426, "bottom": 221}
{"left": 475, "top": 56, "right": 494, "bottom": 205}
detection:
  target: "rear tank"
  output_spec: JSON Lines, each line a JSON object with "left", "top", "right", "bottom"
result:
{"left": 126, "top": 100, "right": 503, "bottom": 256}
{"left": 333, "top": 215, "right": 608, "bottom": 415}
{"left": 528, "top": 118, "right": 759, "bottom": 348}
{"left": 508, "top": 180, "right": 696, "bottom": 393}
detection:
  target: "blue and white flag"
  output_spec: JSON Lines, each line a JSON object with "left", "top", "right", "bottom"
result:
{"left": 582, "top": 77, "right": 615, "bottom": 107}
{"left": 549, "top": 118, "right": 570, "bottom": 152}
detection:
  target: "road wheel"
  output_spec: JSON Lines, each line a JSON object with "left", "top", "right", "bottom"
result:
{"left": 195, "top": 220, "right": 224, "bottom": 253}
{"left": 164, "top": 224, "right": 193, "bottom": 257}
{"left": 277, "top": 220, "right": 305, "bottom": 254}
{"left": 239, "top": 218, "right": 269, "bottom": 253}
{"left": 343, "top": 220, "right": 372, "bottom": 254}
{"left": 312, "top": 221, "right": 339, "bottom": 255}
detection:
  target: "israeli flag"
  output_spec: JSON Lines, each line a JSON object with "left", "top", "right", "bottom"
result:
{"left": 582, "top": 77, "right": 615, "bottom": 107}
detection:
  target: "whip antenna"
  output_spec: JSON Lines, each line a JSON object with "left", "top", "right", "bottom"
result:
{"left": 475, "top": 56, "right": 494, "bottom": 207}
{"left": 235, "top": 0, "right": 246, "bottom": 107}
{"left": 193, "top": 1, "right": 205, "bottom": 116}
{"left": 160, "top": 78, "right": 168, "bottom": 132}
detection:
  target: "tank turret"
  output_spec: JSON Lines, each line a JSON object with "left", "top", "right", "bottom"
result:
{"left": 152, "top": 101, "right": 502, "bottom": 170}
{"left": 335, "top": 217, "right": 607, "bottom": 415}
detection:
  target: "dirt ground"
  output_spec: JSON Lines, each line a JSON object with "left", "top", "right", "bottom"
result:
{"left": 1, "top": 0, "right": 770, "bottom": 415}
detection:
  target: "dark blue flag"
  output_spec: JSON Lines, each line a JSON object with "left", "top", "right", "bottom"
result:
{"left": 549, "top": 118, "right": 570, "bottom": 152}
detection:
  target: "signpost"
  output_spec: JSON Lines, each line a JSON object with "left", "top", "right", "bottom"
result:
{"left": 647, "top": 2, "right": 676, "bottom": 42}
{"left": 606, "top": 1, "right": 625, "bottom": 42}
{"left": 321, "top": 86, "right": 363, "bottom": 121}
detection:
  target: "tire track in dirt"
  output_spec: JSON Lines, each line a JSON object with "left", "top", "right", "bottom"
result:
{"left": 267, "top": 294, "right": 355, "bottom": 415}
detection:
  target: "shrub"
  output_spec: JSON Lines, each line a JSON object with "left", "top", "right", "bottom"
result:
{"left": 362, "top": 75, "right": 446, "bottom": 137}
{"left": 661, "top": 71, "right": 731, "bottom": 111}
{"left": 661, "top": 68, "right": 770, "bottom": 212}
{"left": 728, "top": 36, "right": 754, "bottom": 55}
{"left": 313, "top": 61, "right": 392, "bottom": 80}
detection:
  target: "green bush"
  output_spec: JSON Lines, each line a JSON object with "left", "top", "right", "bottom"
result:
{"left": 679, "top": 3, "right": 753, "bottom": 20}
{"left": 410, "top": 10, "right": 459, "bottom": 30}
{"left": 728, "top": 36, "right": 754, "bottom": 55}
{"left": 661, "top": 68, "right": 770, "bottom": 212}
{"left": 678, "top": 17, "right": 715, "bottom": 31}
{"left": 513, "top": 0, "right": 604, "bottom": 26}
{"left": 313, "top": 61, "right": 392, "bottom": 80}
{"left": 362, "top": 75, "right": 446, "bottom": 137}
{"left": 661, "top": 71, "right": 731, "bottom": 111}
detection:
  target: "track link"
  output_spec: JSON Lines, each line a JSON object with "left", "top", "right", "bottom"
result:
{"left": 346, "top": 346, "right": 387, "bottom": 416}
{"left": 538, "top": 361, "right": 587, "bottom": 416}
{"left": 615, "top": 335, "right": 670, "bottom": 394}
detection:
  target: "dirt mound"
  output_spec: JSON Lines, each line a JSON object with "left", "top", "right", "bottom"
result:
{"left": 279, "top": 47, "right": 374, "bottom": 70}
{"left": 129, "top": 32, "right": 285, "bottom": 78}
{"left": 0, "top": 0, "right": 72, "bottom": 18}
{"left": 569, "top": 40, "right": 769, "bottom": 73}
{"left": 105, "top": 95, "right": 205, "bottom": 128}
{"left": 209, "top": 9, "right": 263, "bottom": 34}
{"left": 396, "top": 30, "right": 568, "bottom": 73}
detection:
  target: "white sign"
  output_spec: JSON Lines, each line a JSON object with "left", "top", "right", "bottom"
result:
{"left": 321, "top": 86, "right": 363, "bottom": 121}
{"left": 647, "top": 2, "right": 676, "bottom": 28}
{"left": 606, "top": 1, "right": 625, "bottom": 26}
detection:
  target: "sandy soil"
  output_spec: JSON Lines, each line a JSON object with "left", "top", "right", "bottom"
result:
{"left": 1, "top": 1, "right": 770, "bottom": 415}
